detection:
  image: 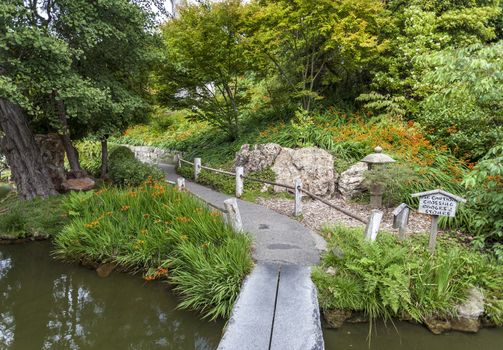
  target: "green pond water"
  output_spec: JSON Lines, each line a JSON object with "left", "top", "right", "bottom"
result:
{"left": 1, "top": 241, "right": 502, "bottom": 350}
{"left": 0, "top": 242, "right": 224, "bottom": 350}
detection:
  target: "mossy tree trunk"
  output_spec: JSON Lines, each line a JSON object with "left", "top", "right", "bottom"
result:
{"left": 0, "top": 98, "right": 58, "bottom": 199}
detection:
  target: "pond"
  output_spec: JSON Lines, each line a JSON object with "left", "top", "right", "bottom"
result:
{"left": 0, "top": 242, "right": 223, "bottom": 350}
{"left": 2, "top": 241, "right": 502, "bottom": 350}
{"left": 323, "top": 314, "right": 503, "bottom": 350}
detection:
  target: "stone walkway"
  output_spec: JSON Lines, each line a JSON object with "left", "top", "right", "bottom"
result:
{"left": 158, "top": 163, "right": 325, "bottom": 350}
{"left": 159, "top": 163, "right": 326, "bottom": 265}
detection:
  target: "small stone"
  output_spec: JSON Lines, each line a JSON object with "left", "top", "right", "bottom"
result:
{"left": 423, "top": 316, "right": 451, "bottom": 334}
{"left": 450, "top": 287, "right": 484, "bottom": 333}
{"left": 96, "top": 263, "right": 115, "bottom": 278}
{"left": 323, "top": 308, "right": 352, "bottom": 328}
{"left": 325, "top": 267, "right": 337, "bottom": 276}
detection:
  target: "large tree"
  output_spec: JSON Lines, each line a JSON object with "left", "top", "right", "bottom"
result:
{"left": 158, "top": 0, "right": 251, "bottom": 140}
{"left": 0, "top": 0, "right": 160, "bottom": 197}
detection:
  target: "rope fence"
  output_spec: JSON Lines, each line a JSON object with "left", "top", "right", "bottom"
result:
{"left": 173, "top": 154, "right": 395, "bottom": 241}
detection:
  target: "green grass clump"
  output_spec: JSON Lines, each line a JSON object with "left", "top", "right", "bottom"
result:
{"left": 0, "top": 193, "right": 67, "bottom": 239}
{"left": 312, "top": 225, "right": 503, "bottom": 325}
{"left": 53, "top": 181, "right": 253, "bottom": 320}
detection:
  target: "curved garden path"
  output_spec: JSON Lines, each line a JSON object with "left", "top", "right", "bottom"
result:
{"left": 159, "top": 163, "right": 326, "bottom": 266}
{"left": 158, "top": 163, "right": 326, "bottom": 350}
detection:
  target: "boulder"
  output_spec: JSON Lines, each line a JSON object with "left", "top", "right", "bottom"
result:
{"left": 35, "top": 134, "right": 66, "bottom": 191}
{"left": 62, "top": 177, "right": 96, "bottom": 192}
{"left": 423, "top": 316, "right": 452, "bottom": 334}
{"left": 451, "top": 287, "right": 484, "bottom": 333}
{"left": 323, "top": 309, "right": 352, "bottom": 328}
{"left": 96, "top": 263, "right": 116, "bottom": 278}
{"left": 234, "top": 143, "right": 282, "bottom": 173}
{"left": 272, "top": 147, "right": 336, "bottom": 197}
{"left": 338, "top": 161, "right": 368, "bottom": 199}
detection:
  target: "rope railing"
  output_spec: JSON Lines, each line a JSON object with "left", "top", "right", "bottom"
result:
{"left": 177, "top": 155, "right": 371, "bottom": 226}
{"left": 200, "top": 164, "right": 235, "bottom": 177}
{"left": 241, "top": 174, "right": 295, "bottom": 190}
{"left": 300, "top": 188, "right": 368, "bottom": 224}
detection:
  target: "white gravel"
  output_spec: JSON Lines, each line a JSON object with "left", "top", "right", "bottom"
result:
{"left": 256, "top": 196, "right": 437, "bottom": 236}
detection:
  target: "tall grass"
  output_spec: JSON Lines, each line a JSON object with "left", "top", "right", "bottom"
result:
{"left": 312, "top": 225, "right": 503, "bottom": 325}
{"left": 53, "top": 181, "right": 253, "bottom": 320}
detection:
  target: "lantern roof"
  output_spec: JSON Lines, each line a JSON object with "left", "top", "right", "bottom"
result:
{"left": 361, "top": 146, "right": 396, "bottom": 164}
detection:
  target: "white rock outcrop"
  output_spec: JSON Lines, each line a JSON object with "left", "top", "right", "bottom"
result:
{"left": 235, "top": 143, "right": 337, "bottom": 197}
{"left": 337, "top": 161, "right": 368, "bottom": 199}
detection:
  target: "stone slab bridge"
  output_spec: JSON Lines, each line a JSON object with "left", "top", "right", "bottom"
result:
{"left": 159, "top": 162, "right": 326, "bottom": 350}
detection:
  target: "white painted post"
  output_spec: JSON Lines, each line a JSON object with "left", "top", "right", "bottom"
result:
{"left": 364, "top": 209, "right": 384, "bottom": 242}
{"left": 398, "top": 206, "right": 410, "bottom": 240}
{"left": 429, "top": 215, "right": 439, "bottom": 253}
{"left": 235, "top": 166, "right": 244, "bottom": 198}
{"left": 224, "top": 198, "right": 243, "bottom": 233}
{"left": 294, "top": 178, "right": 303, "bottom": 216}
{"left": 176, "top": 177, "right": 185, "bottom": 190}
{"left": 194, "top": 158, "right": 201, "bottom": 181}
{"left": 392, "top": 203, "right": 410, "bottom": 241}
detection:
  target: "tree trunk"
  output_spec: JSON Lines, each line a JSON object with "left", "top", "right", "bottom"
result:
{"left": 55, "top": 98, "right": 82, "bottom": 176}
{"left": 100, "top": 137, "right": 108, "bottom": 179}
{"left": 0, "top": 99, "right": 58, "bottom": 199}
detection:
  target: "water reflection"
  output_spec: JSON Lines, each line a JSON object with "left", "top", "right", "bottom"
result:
{"left": 0, "top": 242, "right": 223, "bottom": 350}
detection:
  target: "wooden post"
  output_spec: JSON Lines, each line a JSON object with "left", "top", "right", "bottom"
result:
{"left": 429, "top": 215, "right": 439, "bottom": 253}
{"left": 398, "top": 206, "right": 410, "bottom": 240}
{"left": 173, "top": 154, "right": 180, "bottom": 168}
{"left": 364, "top": 209, "right": 383, "bottom": 242}
{"left": 294, "top": 178, "right": 302, "bottom": 216}
{"left": 194, "top": 157, "right": 201, "bottom": 181}
{"left": 392, "top": 203, "right": 410, "bottom": 241}
{"left": 176, "top": 177, "right": 185, "bottom": 190}
{"left": 235, "top": 166, "right": 244, "bottom": 198}
{"left": 224, "top": 198, "right": 243, "bottom": 233}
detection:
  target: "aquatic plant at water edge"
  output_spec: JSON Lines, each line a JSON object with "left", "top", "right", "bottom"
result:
{"left": 53, "top": 182, "right": 253, "bottom": 319}
{"left": 312, "top": 225, "right": 503, "bottom": 325}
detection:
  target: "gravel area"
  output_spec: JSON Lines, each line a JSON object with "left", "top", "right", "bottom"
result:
{"left": 256, "top": 196, "right": 437, "bottom": 237}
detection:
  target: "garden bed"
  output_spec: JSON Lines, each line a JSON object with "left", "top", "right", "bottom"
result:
{"left": 312, "top": 225, "right": 503, "bottom": 334}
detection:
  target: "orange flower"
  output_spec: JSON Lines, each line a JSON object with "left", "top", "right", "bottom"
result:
{"left": 121, "top": 205, "right": 130, "bottom": 211}
{"left": 144, "top": 275, "right": 155, "bottom": 281}
{"left": 176, "top": 216, "right": 190, "bottom": 223}
{"left": 143, "top": 214, "right": 150, "bottom": 219}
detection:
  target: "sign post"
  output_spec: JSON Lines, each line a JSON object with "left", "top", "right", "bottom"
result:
{"left": 411, "top": 189, "right": 466, "bottom": 253}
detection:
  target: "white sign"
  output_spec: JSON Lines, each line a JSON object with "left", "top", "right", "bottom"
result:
{"left": 418, "top": 194, "right": 458, "bottom": 217}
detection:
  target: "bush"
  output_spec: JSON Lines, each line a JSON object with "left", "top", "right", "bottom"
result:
{"left": 463, "top": 144, "right": 503, "bottom": 260}
{"left": 109, "top": 145, "right": 135, "bottom": 162}
{"left": 53, "top": 182, "right": 253, "bottom": 319}
{"left": 75, "top": 140, "right": 120, "bottom": 177}
{"left": 109, "top": 157, "right": 165, "bottom": 187}
{"left": 312, "top": 225, "right": 503, "bottom": 325}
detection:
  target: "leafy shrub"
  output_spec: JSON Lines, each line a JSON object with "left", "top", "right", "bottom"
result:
{"left": 109, "top": 145, "right": 135, "bottom": 162}
{"left": 312, "top": 225, "right": 503, "bottom": 325}
{"left": 462, "top": 144, "right": 503, "bottom": 260}
{"left": 363, "top": 163, "right": 419, "bottom": 207}
{"left": 108, "top": 157, "right": 165, "bottom": 187}
{"left": 75, "top": 140, "right": 119, "bottom": 177}
{"left": 53, "top": 182, "right": 253, "bottom": 319}
{"left": 415, "top": 42, "right": 503, "bottom": 161}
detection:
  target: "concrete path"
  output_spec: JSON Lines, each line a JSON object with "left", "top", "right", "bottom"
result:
{"left": 158, "top": 163, "right": 325, "bottom": 350}
{"left": 160, "top": 163, "right": 325, "bottom": 266}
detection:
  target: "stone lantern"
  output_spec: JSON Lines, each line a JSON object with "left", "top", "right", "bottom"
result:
{"left": 361, "top": 146, "right": 395, "bottom": 209}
